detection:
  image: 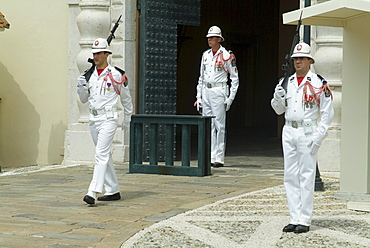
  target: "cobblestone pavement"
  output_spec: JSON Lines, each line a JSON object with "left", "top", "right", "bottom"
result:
{"left": 122, "top": 175, "right": 370, "bottom": 248}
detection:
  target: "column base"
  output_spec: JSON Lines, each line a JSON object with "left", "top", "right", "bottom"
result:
{"left": 335, "top": 192, "right": 370, "bottom": 212}
{"left": 63, "top": 125, "right": 127, "bottom": 165}
{"left": 318, "top": 129, "right": 341, "bottom": 171}
{"left": 347, "top": 201, "right": 370, "bottom": 212}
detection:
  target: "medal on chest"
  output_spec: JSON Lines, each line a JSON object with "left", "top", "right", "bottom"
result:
{"left": 215, "top": 53, "right": 225, "bottom": 72}
{"left": 302, "top": 78, "right": 318, "bottom": 109}
{"left": 304, "top": 95, "right": 315, "bottom": 108}
{"left": 303, "top": 81, "right": 314, "bottom": 108}
{"left": 100, "top": 74, "right": 111, "bottom": 95}
{"left": 216, "top": 61, "right": 224, "bottom": 71}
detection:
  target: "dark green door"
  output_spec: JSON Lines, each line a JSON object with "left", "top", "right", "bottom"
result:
{"left": 138, "top": 0, "right": 200, "bottom": 160}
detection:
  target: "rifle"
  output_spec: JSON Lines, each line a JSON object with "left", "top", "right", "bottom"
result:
{"left": 83, "top": 15, "right": 122, "bottom": 82}
{"left": 107, "top": 15, "right": 122, "bottom": 44}
{"left": 281, "top": 11, "right": 302, "bottom": 90}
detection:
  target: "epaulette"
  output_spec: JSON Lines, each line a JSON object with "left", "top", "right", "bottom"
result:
{"left": 114, "top": 66, "right": 125, "bottom": 75}
{"left": 317, "top": 74, "right": 332, "bottom": 97}
{"left": 114, "top": 66, "right": 128, "bottom": 87}
{"left": 317, "top": 74, "right": 327, "bottom": 85}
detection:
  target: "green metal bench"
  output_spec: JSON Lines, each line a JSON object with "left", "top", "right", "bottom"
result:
{"left": 129, "top": 115, "right": 213, "bottom": 177}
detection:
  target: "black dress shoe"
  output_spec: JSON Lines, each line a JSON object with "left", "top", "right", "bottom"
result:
{"left": 97, "top": 192, "right": 121, "bottom": 201}
{"left": 211, "top": 163, "right": 215, "bottom": 167}
{"left": 294, "top": 225, "right": 310, "bottom": 233}
{"left": 282, "top": 224, "right": 297, "bottom": 232}
{"left": 83, "top": 195, "right": 95, "bottom": 205}
{"left": 213, "top": 162, "right": 224, "bottom": 168}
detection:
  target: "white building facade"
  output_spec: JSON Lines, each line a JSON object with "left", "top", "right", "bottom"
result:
{"left": 64, "top": 0, "right": 343, "bottom": 171}
{"left": 0, "top": 0, "right": 343, "bottom": 173}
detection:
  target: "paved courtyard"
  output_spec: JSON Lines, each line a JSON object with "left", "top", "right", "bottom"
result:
{"left": 0, "top": 134, "right": 368, "bottom": 247}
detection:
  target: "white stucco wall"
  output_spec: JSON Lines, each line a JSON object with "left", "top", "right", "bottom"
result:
{"left": 0, "top": 1, "right": 68, "bottom": 167}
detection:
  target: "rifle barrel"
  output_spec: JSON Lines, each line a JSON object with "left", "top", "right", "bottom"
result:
{"left": 280, "top": 11, "right": 303, "bottom": 90}
{"left": 107, "top": 15, "right": 122, "bottom": 45}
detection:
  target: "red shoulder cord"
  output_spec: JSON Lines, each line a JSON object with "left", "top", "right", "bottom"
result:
{"left": 215, "top": 53, "right": 236, "bottom": 73}
{"left": 107, "top": 72, "right": 128, "bottom": 95}
{"left": 303, "top": 81, "right": 333, "bottom": 107}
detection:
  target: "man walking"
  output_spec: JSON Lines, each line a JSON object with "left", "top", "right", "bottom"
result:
{"left": 77, "top": 37, "right": 133, "bottom": 205}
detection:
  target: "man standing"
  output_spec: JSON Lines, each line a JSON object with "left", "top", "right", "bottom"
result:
{"left": 77, "top": 37, "right": 133, "bottom": 205}
{"left": 195, "top": 26, "right": 239, "bottom": 167}
{"left": 271, "top": 42, "right": 334, "bottom": 233}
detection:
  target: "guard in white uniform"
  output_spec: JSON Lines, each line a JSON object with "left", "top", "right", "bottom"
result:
{"left": 77, "top": 38, "right": 133, "bottom": 205}
{"left": 195, "top": 26, "right": 239, "bottom": 167}
{"left": 271, "top": 42, "right": 334, "bottom": 233}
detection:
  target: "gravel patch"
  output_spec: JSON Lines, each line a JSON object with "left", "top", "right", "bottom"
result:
{"left": 276, "top": 232, "right": 369, "bottom": 248}
{"left": 313, "top": 218, "right": 370, "bottom": 239}
{"left": 130, "top": 226, "right": 212, "bottom": 248}
{"left": 189, "top": 220, "right": 261, "bottom": 243}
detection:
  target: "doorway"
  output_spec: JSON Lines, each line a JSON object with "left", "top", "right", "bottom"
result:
{"left": 177, "top": 1, "right": 299, "bottom": 139}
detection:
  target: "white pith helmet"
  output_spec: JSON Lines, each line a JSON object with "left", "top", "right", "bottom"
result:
{"left": 91, "top": 37, "right": 112, "bottom": 54}
{"left": 291, "top": 42, "right": 315, "bottom": 63}
{"left": 206, "top": 26, "right": 224, "bottom": 42}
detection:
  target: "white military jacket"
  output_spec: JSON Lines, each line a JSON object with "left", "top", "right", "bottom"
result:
{"left": 271, "top": 70, "right": 334, "bottom": 137}
{"left": 78, "top": 65, "right": 133, "bottom": 121}
{"left": 196, "top": 46, "right": 239, "bottom": 100}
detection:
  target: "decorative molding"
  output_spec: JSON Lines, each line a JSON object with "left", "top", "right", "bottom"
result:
{"left": 66, "top": 0, "right": 80, "bottom": 4}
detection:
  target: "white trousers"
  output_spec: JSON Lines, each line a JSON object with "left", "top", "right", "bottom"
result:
{"left": 88, "top": 118, "right": 120, "bottom": 196}
{"left": 202, "top": 86, "right": 226, "bottom": 164}
{"left": 282, "top": 125, "right": 317, "bottom": 226}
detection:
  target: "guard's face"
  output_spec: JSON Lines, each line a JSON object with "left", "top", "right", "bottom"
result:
{"left": 293, "top": 57, "right": 312, "bottom": 75}
{"left": 207, "top": 36, "right": 221, "bottom": 48}
{"left": 93, "top": 52, "right": 109, "bottom": 68}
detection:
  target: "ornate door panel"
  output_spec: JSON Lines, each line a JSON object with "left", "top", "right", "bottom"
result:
{"left": 138, "top": 0, "right": 200, "bottom": 160}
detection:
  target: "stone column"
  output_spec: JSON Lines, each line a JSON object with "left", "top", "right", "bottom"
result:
{"left": 76, "top": 0, "right": 110, "bottom": 122}
{"left": 310, "top": 0, "right": 343, "bottom": 171}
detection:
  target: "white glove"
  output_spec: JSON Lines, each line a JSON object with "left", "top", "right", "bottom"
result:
{"left": 307, "top": 140, "right": 320, "bottom": 155}
{"left": 122, "top": 114, "right": 131, "bottom": 129}
{"left": 78, "top": 75, "right": 87, "bottom": 87}
{"left": 274, "top": 85, "right": 286, "bottom": 99}
{"left": 196, "top": 98, "right": 203, "bottom": 112}
{"left": 224, "top": 98, "right": 233, "bottom": 111}
{"left": 77, "top": 75, "right": 89, "bottom": 103}
{"left": 197, "top": 98, "right": 202, "bottom": 108}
